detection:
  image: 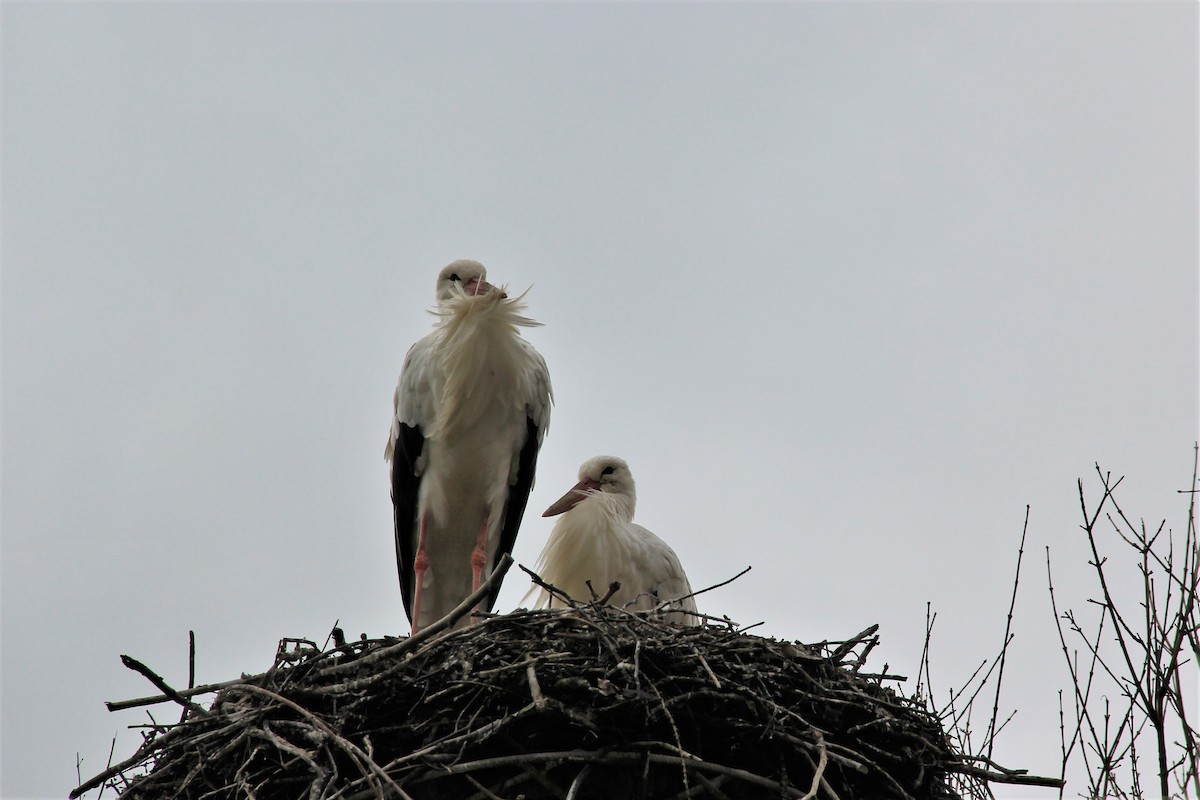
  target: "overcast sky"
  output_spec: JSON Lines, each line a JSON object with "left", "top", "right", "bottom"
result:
{"left": 3, "top": 3, "right": 1197, "bottom": 799}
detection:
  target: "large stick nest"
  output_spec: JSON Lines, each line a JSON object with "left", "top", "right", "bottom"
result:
{"left": 81, "top": 597, "right": 971, "bottom": 800}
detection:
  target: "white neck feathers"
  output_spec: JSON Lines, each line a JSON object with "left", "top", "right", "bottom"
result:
{"left": 426, "top": 290, "right": 542, "bottom": 439}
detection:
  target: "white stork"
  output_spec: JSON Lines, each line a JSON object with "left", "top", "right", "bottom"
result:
{"left": 529, "top": 456, "right": 699, "bottom": 625}
{"left": 386, "top": 259, "right": 552, "bottom": 633}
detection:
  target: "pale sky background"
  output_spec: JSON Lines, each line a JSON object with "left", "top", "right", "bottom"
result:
{"left": 2, "top": 3, "right": 1197, "bottom": 799}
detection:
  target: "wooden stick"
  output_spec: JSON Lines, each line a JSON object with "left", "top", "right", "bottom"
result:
{"left": 947, "top": 762, "right": 1065, "bottom": 788}
{"left": 828, "top": 624, "right": 879, "bottom": 663}
{"left": 106, "top": 675, "right": 251, "bottom": 712}
{"left": 798, "top": 730, "right": 828, "bottom": 800}
{"left": 119, "top": 655, "right": 210, "bottom": 718}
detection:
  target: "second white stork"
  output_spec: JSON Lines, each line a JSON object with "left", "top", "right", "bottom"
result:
{"left": 387, "top": 259, "right": 552, "bottom": 633}
{"left": 529, "top": 456, "right": 699, "bottom": 625}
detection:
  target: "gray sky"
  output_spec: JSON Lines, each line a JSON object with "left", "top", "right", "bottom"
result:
{"left": 3, "top": 3, "right": 1196, "bottom": 798}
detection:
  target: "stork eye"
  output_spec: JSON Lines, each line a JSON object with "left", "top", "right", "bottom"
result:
{"left": 601, "top": 466, "right": 615, "bottom": 476}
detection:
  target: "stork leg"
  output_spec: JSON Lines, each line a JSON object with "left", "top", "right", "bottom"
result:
{"left": 410, "top": 512, "right": 430, "bottom": 635}
{"left": 469, "top": 515, "right": 490, "bottom": 618}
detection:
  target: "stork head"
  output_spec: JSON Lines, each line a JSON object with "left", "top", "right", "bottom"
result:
{"left": 436, "top": 259, "right": 503, "bottom": 302}
{"left": 543, "top": 455, "right": 636, "bottom": 518}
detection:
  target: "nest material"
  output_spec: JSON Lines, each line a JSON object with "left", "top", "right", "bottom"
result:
{"left": 85, "top": 601, "right": 967, "bottom": 800}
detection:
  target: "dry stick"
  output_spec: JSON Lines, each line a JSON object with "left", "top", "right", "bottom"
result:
{"left": 914, "top": 602, "right": 935, "bottom": 702}
{"left": 985, "top": 504, "right": 1029, "bottom": 761}
{"left": 849, "top": 634, "right": 879, "bottom": 674}
{"left": 692, "top": 647, "right": 722, "bottom": 689}
{"left": 657, "top": 565, "right": 752, "bottom": 611}
{"left": 525, "top": 660, "right": 546, "bottom": 709}
{"left": 798, "top": 730, "right": 828, "bottom": 800}
{"left": 119, "top": 655, "right": 210, "bottom": 719}
{"left": 596, "top": 580, "right": 622, "bottom": 604}
{"left": 107, "top": 675, "right": 252, "bottom": 712}
{"left": 938, "top": 654, "right": 989, "bottom": 725}
{"left": 828, "top": 624, "right": 879, "bottom": 663}
{"left": 520, "top": 564, "right": 576, "bottom": 608}
{"left": 1055, "top": 689, "right": 1069, "bottom": 800}
{"left": 948, "top": 763, "right": 1064, "bottom": 788}
{"left": 178, "top": 630, "right": 197, "bottom": 726}
{"left": 796, "top": 748, "right": 842, "bottom": 800}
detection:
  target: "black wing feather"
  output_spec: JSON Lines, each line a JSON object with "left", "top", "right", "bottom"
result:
{"left": 391, "top": 422, "right": 425, "bottom": 623}
{"left": 488, "top": 416, "right": 541, "bottom": 611}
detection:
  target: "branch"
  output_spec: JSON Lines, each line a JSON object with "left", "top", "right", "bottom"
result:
{"left": 118, "top": 655, "right": 210, "bottom": 719}
{"left": 985, "top": 505, "right": 1028, "bottom": 760}
{"left": 947, "top": 762, "right": 1064, "bottom": 788}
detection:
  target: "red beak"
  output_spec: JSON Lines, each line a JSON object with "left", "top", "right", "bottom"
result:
{"left": 543, "top": 478, "right": 601, "bottom": 517}
{"left": 463, "top": 276, "right": 495, "bottom": 296}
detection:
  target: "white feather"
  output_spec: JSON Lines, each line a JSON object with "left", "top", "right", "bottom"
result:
{"left": 529, "top": 456, "right": 698, "bottom": 625}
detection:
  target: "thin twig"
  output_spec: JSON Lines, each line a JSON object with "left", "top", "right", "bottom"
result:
{"left": 119, "top": 655, "right": 210, "bottom": 719}
{"left": 985, "top": 505, "right": 1029, "bottom": 760}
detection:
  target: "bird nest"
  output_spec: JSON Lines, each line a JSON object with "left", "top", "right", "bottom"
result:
{"left": 74, "top": 582, "right": 993, "bottom": 800}
{"left": 77, "top": 558, "right": 1067, "bottom": 800}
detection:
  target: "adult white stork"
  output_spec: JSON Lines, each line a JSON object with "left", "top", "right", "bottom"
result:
{"left": 386, "top": 259, "right": 551, "bottom": 633}
{"left": 529, "top": 456, "right": 699, "bottom": 625}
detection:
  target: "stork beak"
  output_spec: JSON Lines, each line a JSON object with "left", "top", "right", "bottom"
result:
{"left": 543, "top": 478, "right": 601, "bottom": 517}
{"left": 463, "top": 277, "right": 504, "bottom": 297}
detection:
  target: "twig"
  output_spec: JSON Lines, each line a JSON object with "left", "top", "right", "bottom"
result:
{"left": 526, "top": 659, "right": 546, "bottom": 709}
{"left": 799, "top": 730, "right": 828, "bottom": 800}
{"left": 106, "top": 675, "right": 251, "bottom": 712}
{"left": 521, "top": 564, "right": 576, "bottom": 608}
{"left": 829, "top": 624, "right": 879, "bottom": 663}
{"left": 119, "top": 655, "right": 210, "bottom": 719}
{"left": 670, "top": 565, "right": 752, "bottom": 606}
{"left": 946, "top": 762, "right": 1064, "bottom": 788}
{"left": 985, "top": 505, "right": 1029, "bottom": 760}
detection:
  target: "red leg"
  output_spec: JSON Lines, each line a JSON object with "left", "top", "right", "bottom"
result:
{"left": 410, "top": 512, "right": 430, "bottom": 635}
{"left": 469, "top": 516, "right": 490, "bottom": 619}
